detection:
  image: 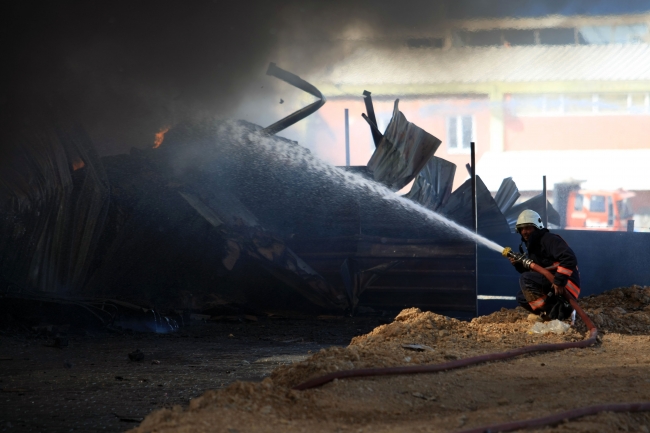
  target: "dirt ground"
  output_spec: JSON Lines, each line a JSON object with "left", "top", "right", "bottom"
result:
{"left": 0, "top": 315, "right": 379, "bottom": 432}
{"left": 128, "top": 286, "right": 650, "bottom": 433}
{"left": 2, "top": 286, "right": 650, "bottom": 433}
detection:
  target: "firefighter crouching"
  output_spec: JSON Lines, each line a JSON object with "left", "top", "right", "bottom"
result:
{"left": 509, "top": 210, "right": 580, "bottom": 320}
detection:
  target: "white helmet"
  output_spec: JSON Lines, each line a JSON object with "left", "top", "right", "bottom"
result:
{"left": 515, "top": 209, "right": 544, "bottom": 233}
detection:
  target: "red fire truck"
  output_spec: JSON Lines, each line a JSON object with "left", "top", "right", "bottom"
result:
{"left": 564, "top": 189, "right": 635, "bottom": 231}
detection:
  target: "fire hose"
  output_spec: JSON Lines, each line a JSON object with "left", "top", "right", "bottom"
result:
{"left": 291, "top": 248, "right": 649, "bottom": 430}
{"left": 293, "top": 247, "right": 597, "bottom": 391}
{"left": 455, "top": 402, "right": 650, "bottom": 433}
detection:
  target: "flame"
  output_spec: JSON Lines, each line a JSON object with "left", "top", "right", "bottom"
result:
{"left": 72, "top": 159, "right": 85, "bottom": 171}
{"left": 153, "top": 127, "right": 170, "bottom": 148}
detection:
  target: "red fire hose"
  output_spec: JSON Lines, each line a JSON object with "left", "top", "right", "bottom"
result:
{"left": 455, "top": 402, "right": 650, "bottom": 433}
{"left": 290, "top": 260, "right": 650, "bottom": 430}
{"left": 293, "top": 262, "right": 597, "bottom": 391}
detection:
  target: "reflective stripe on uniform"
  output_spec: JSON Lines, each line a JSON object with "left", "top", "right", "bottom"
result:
{"left": 565, "top": 280, "right": 580, "bottom": 299}
{"left": 547, "top": 262, "right": 560, "bottom": 271}
{"left": 529, "top": 295, "right": 547, "bottom": 310}
{"left": 557, "top": 266, "right": 573, "bottom": 276}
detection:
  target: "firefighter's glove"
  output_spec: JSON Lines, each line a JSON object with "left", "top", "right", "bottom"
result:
{"left": 548, "top": 299, "right": 572, "bottom": 321}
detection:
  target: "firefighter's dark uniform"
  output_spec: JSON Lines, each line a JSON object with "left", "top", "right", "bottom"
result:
{"left": 513, "top": 228, "right": 581, "bottom": 316}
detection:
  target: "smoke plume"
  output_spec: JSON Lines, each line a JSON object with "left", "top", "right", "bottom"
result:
{"left": 1, "top": 0, "right": 457, "bottom": 158}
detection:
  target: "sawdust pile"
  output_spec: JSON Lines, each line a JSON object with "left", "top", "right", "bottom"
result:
{"left": 270, "top": 286, "right": 650, "bottom": 388}
{"left": 578, "top": 285, "right": 650, "bottom": 335}
{"left": 130, "top": 286, "right": 650, "bottom": 433}
{"left": 270, "top": 305, "right": 585, "bottom": 388}
{"left": 137, "top": 379, "right": 315, "bottom": 430}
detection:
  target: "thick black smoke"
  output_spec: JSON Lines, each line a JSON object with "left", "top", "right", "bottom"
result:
{"left": 4, "top": 0, "right": 637, "bottom": 159}
{"left": 3, "top": 0, "right": 287, "bottom": 155}
{"left": 1, "top": 0, "right": 456, "bottom": 157}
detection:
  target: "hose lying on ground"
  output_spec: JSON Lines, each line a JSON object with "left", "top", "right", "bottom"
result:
{"left": 293, "top": 262, "right": 597, "bottom": 391}
{"left": 293, "top": 302, "right": 596, "bottom": 390}
{"left": 292, "top": 261, "right": 650, "bottom": 430}
{"left": 455, "top": 402, "right": 650, "bottom": 433}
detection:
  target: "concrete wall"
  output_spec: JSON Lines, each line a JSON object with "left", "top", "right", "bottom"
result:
{"left": 504, "top": 114, "right": 650, "bottom": 151}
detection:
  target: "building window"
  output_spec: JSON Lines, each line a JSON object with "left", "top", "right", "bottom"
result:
{"left": 509, "top": 93, "right": 650, "bottom": 116}
{"left": 579, "top": 24, "right": 648, "bottom": 44}
{"left": 503, "top": 29, "right": 536, "bottom": 46}
{"left": 539, "top": 27, "right": 577, "bottom": 45}
{"left": 451, "top": 24, "right": 647, "bottom": 47}
{"left": 596, "top": 94, "right": 629, "bottom": 113}
{"left": 564, "top": 94, "right": 594, "bottom": 114}
{"left": 447, "top": 116, "right": 474, "bottom": 152}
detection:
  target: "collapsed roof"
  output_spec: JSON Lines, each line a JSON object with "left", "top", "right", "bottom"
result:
{"left": 0, "top": 63, "right": 559, "bottom": 319}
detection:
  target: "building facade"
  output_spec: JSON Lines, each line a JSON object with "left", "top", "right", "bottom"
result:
{"left": 286, "top": 12, "right": 650, "bottom": 226}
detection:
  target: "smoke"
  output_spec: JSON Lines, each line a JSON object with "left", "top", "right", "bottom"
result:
{"left": 6, "top": 0, "right": 641, "bottom": 159}
{"left": 1, "top": 0, "right": 453, "bottom": 158}
{"left": 3, "top": 0, "right": 290, "bottom": 155}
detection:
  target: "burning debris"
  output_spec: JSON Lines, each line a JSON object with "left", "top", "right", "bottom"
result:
{"left": 153, "top": 127, "right": 170, "bottom": 149}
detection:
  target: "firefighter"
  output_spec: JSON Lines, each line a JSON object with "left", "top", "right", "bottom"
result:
{"left": 509, "top": 210, "right": 580, "bottom": 320}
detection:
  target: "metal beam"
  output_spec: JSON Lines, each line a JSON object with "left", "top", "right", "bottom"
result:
{"left": 262, "top": 63, "right": 326, "bottom": 136}
{"left": 471, "top": 141, "right": 478, "bottom": 318}
{"left": 345, "top": 108, "right": 350, "bottom": 166}
{"left": 542, "top": 175, "right": 548, "bottom": 228}
{"left": 363, "top": 90, "right": 383, "bottom": 148}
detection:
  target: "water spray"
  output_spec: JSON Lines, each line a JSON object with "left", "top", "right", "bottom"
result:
{"left": 227, "top": 123, "right": 505, "bottom": 253}
{"left": 215, "top": 107, "right": 645, "bottom": 433}
{"left": 218, "top": 122, "right": 641, "bottom": 433}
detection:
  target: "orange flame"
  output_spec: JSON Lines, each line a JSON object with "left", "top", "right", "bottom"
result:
{"left": 72, "top": 159, "right": 85, "bottom": 171}
{"left": 153, "top": 127, "right": 170, "bottom": 148}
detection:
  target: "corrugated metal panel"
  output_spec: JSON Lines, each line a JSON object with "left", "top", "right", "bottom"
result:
{"left": 289, "top": 235, "right": 476, "bottom": 316}
{"left": 505, "top": 193, "right": 561, "bottom": 230}
{"left": 312, "top": 44, "right": 650, "bottom": 86}
{"left": 366, "top": 100, "right": 442, "bottom": 191}
{"left": 0, "top": 123, "right": 110, "bottom": 293}
{"left": 494, "top": 177, "right": 521, "bottom": 215}
{"left": 404, "top": 156, "right": 457, "bottom": 211}
{"left": 438, "top": 175, "right": 510, "bottom": 236}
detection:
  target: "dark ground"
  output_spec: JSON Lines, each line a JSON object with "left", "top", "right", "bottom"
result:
{"left": 0, "top": 315, "right": 381, "bottom": 433}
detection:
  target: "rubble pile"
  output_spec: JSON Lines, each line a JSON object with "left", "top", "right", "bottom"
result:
{"left": 578, "top": 285, "right": 650, "bottom": 334}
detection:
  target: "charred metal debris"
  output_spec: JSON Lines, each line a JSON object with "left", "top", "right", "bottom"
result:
{"left": 0, "top": 63, "right": 559, "bottom": 327}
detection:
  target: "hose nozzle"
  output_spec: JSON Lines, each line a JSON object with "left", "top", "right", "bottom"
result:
{"left": 502, "top": 246, "right": 533, "bottom": 269}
